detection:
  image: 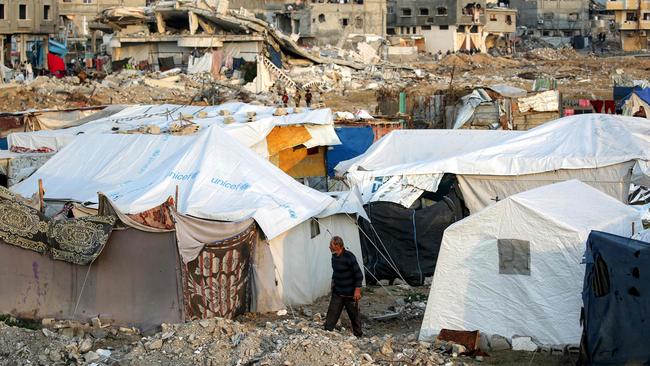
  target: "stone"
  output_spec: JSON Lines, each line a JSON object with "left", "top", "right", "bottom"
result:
{"left": 511, "top": 336, "right": 539, "bottom": 352}
{"left": 84, "top": 351, "right": 100, "bottom": 363}
{"left": 79, "top": 338, "right": 93, "bottom": 353}
{"left": 90, "top": 329, "right": 108, "bottom": 340}
{"left": 91, "top": 317, "right": 102, "bottom": 328}
{"left": 96, "top": 349, "right": 112, "bottom": 359}
{"left": 145, "top": 338, "right": 164, "bottom": 350}
{"left": 361, "top": 353, "right": 373, "bottom": 363}
{"left": 451, "top": 343, "right": 467, "bottom": 355}
{"left": 41, "top": 328, "right": 56, "bottom": 338}
{"left": 475, "top": 355, "right": 484, "bottom": 362}
{"left": 41, "top": 318, "right": 55, "bottom": 327}
{"left": 48, "top": 350, "right": 62, "bottom": 362}
{"left": 489, "top": 334, "right": 511, "bottom": 351}
{"left": 60, "top": 328, "right": 74, "bottom": 339}
{"left": 380, "top": 339, "right": 393, "bottom": 356}
{"left": 199, "top": 319, "right": 211, "bottom": 328}
{"left": 302, "top": 308, "right": 313, "bottom": 317}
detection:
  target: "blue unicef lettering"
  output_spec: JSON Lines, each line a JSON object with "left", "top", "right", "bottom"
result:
{"left": 168, "top": 171, "right": 199, "bottom": 181}
{"left": 279, "top": 203, "right": 297, "bottom": 219}
{"left": 210, "top": 177, "right": 252, "bottom": 191}
{"left": 371, "top": 177, "right": 384, "bottom": 193}
{"left": 139, "top": 149, "right": 161, "bottom": 174}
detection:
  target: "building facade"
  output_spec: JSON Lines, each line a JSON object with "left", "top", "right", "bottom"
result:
{"left": 273, "top": 0, "right": 387, "bottom": 45}
{"left": 606, "top": 0, "right": 650, "bottom": 51}
{"left": 0, "top": 0, "right": 58, "bottom": 65}
{"left": 386, "top": 0, "right": 515, "bottom": 53}
{"left": 510, "top": 0, "right": 589, "bottom": 36}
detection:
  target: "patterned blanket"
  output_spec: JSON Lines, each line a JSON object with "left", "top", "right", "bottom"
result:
{"left": 0, "top": 186, "right": 116, "bottom": 265}
{"left": 184, "top": 224, "right": 256, "bottom": 320}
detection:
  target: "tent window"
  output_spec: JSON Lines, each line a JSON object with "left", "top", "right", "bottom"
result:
{"left": 497, "top": 239, "right": 530, "bottom": 275}
{"left": 592, "top": 254, "right": 610, "bottom": 297}
{"left": 310, "top": 219, "right": 320, "bottom": 238}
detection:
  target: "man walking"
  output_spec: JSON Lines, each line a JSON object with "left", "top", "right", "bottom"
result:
{"left": 324, "top": 236, "right": 363, "bottom": 337}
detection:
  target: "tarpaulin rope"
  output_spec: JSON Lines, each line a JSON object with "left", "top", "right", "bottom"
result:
{"left": 412, "top": 210, "right": 423, "bottom": 285}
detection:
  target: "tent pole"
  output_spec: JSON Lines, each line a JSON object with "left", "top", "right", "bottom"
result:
{"left": 38, "top": 179, "right": 44, "bottom": 213}
{"left": 175, "top": 185, "right": 179, "bottom": 209}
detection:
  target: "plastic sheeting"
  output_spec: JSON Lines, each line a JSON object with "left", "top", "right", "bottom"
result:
{"left": 8, "top": 103, "right": 339, "bottom": 153}
{"left": 268, "top": 214, "right": 364, "bottom": 306}
{"left": 457, "top": 161, "right": 635, "bottom": 213}
{"left": 187, "top": 53, "right": 213, "bottom": 74}
{"left": 326, "top": 127, "right": 374, "bottom": 177}
{"left": 580, "top": 231, "right": 650, "bottom": 365}
{"left": 338, "top": 114, "right": 650, "bottom": 205}
{"left": 359, "top": 188, "right": 464, "bottom": 286}
{"left": 420, "top": 181, "right": 642, "bottom": 345}
{"left": 11, "top": 125, "right": 334, "bottom": 241}
{"left": 453, "top": 89, "right": 492, "bottom": 129}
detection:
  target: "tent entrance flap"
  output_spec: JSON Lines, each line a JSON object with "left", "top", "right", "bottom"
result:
{"left": 359, "top": 188, "right": 463, "bottom": 286}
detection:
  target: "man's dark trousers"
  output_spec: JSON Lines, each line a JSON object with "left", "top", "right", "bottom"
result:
{"left": 324, "top": 292, "right": 362, "bottom": 337}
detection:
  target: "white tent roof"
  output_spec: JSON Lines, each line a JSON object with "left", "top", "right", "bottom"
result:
{"left": 420, "top": 180, "right": 642, "bottom": 345}
{"left": 337, "top": 114, "right": 650, "bottom": 190}
{"left": 11, "top": 124, "right": 338, "bottom": 240}
{"left": 8, "top": 103, "right": 340, "bottom": 155}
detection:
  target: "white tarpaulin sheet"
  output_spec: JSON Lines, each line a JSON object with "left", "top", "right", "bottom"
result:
{"left": 11, "top": 125, "right": 335, "bottom": 240}
{"left": 338, "top": 114, "right": 650, "bottom": 205}
{"left": 453, "top": 89, "right": 492, "bottom": 129}
{"left": 420, "top": 180, "right": 642, "bottom": 345}
{"left": 8, "top": 103, "right": 340, "bottom": 153}
{"left": 187, "top": 53, "right": 213, "bottom": 74}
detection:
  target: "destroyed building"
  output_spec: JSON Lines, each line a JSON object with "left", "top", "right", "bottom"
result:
{"left": 386, "top": 0, "right": 515, "bottom": 53}
{"left": 271, "top": 0, "right": 387, "bottom": 45}
{"left": 58, "top": 0, "right": 146, "bottom": 58}
{"left": 510, "top": 0, "right": 589, "bottom": 37}
{"left": 0, "top": 0, "right": 58, "bottom": 65}
{"left": 606, "top": 0, "right": 650, "bottom": 51}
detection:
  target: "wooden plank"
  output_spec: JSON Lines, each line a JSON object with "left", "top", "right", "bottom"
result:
{"left": 265, "top": 126, "right": 311, "bottom": 156}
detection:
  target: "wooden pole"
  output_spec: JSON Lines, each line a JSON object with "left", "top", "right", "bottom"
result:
{"left": 38, "top": 179, "right": 44, "bottom": 213}
{"left": 42, "top": 35, "right": 49, "bottom": 71}
{"left": 175, "top": 185, "right": 179, "bottom": 210}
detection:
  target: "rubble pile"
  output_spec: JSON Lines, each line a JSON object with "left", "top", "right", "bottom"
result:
{"left": 0, "top": 71, "right": 265, "bottom": 111}
{"left": 524, "top": 47, "right": 580, "bottom": 61}
{"left": 0, "top": 314, "right": 477, "bottom": 366}
{"left": 436, "top": 53, "right": 521, "bottom": 72}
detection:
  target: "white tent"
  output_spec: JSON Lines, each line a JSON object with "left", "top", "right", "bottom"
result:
{"left": 11, "top": 124, "right": 334, "bottom": 240}
{"left": 420, "top": 180, "right": 642, "bottom": 345}
{"left": 337, "top": 114, "right": 650, "bottom": 212}
{"left": 7, "top": 103, "right": 341, "bottom": 157}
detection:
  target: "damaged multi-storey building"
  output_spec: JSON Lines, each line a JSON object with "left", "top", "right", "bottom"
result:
{"left": 0, "top": 0, "right": 58, "bottom": 67}
{"left": 510, "top": 0, "right": 589, "bottom": 38}
{"left": 606, "top": 0, "right": 650, "bottom": 51}
{"left": 58, "top": 0, "right": 146, "bottom": 59}
{"left": 270, "top": 0, "right": 387, "bottom": 45}
{"left": 386, "top": 0, "right": 515, "bottom": 53}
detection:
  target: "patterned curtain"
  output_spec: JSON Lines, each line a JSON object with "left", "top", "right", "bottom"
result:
{"left": 183, "top": 224, "right": 256, "bottom": 320}
{"left": 0, "top": 186, "right": 116, "bottom": 265}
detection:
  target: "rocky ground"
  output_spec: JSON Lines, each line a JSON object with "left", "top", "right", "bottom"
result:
{"left": 0, "top": 285, "right": 577, "bottom": 366}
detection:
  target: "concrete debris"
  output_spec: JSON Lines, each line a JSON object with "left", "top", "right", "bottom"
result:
{"left": 489, "top": 334, "right": 512, "bottom": 351}
{"left": 511, "top": 336, "right": 540, "bottom": 352}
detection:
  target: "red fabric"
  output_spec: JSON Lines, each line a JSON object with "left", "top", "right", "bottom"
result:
{"left": 604, "top": 100, "right": 616, "bottom": 114}
{"left": 47, "top": 53, "right": 65, "bottom": 78}
{"left": 590, "top": 100, "right": 604, "bottom": 113}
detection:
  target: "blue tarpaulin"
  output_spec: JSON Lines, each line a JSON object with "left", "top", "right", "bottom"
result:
{"left": 0, "top": 138, "right": 7, "bottom": 150}
{"left": 326, "top": 127, "right": 374, "bottom": 177}
{"left": 579, "top": 231, "right": 650, "bottom": 365}
{"left": 267, "top": 45, "right": 282, "bottom": 69}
